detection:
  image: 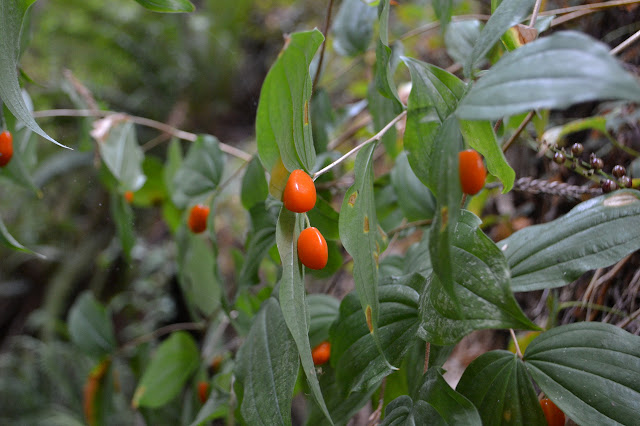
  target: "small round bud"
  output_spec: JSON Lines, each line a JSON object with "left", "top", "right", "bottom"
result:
{"left": 619, "top": 176, "right": 632, "bottom": 188}
{"left": 612, "top": 165, "right": 626, "bottom": 178}
{"left": 590, "top": 156, "right": 604, "bottom": 170}
{"left": 553, "top": 152, "right": 565, "bottom": 164}
{"left": 571, "top": 143, "right": 584, "bottom": 156}
{"left": 602, "top": 179, "right": 617, "bottom": 193}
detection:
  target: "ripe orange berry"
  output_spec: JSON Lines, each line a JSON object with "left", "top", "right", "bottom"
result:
{"left": 0, "top": 130, "right": 14, "bottom": 167}
{"left": 458, "top": 149, "right": 486, "bottom": 195}
{"left": 297, "top": 227, "right": 328, "bottom": 270}
{"left": 283, "top": 169, "right": 316, "bottom": 213}
{"left": 124, "top": 191, "right": 134, "bottom": 204}
{"left": 188, "top": 204, "right": 210, "bottom": 234}
{"left": 312, "top": 341, "right": 331, "bottom": 365}
{"left": 540, "top": 398, "right": 565, "bottom": 426}
{"left": 197, "top": 381, "right": 209, "bottom": 404}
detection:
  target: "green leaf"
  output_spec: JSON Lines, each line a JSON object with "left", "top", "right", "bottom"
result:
{"left": 97, "top": 120, "right": 146, "bottom": 191}
{"left": 339, "top": 142, "right": 388, "bottom": 343}
{"left": 381, "top": 396, "right": 445, "bottom": 425}
{"left": 417, "top": 369, "right": 482, "bottom": 425}
{"left": 433, "top": 0, "right": 453, "bottom": 35}
{"left": 368, "top": 77, "right": 403, "bottom": 157}
{"left": 109, "top": 191, "right": 135, "bottom": 261}
{"left": 463, "top": 0, "right": 536, "bottom": 77}
{"left": 176, "top": 226, "right": 221, "bottom": 317}
{"left": 189, "top": 389, "right": 228, "bottom": 426}
{"left": 306, "top": 195, "right": 340, "bottom": 241}
{"left": 330, "top": 275, "right": 423, "bottom": 393}
{"left": 67, "top": 291, "right": 117, "bottom": 358}
{"left": 391, "top": 152, "right": 435, "bottom": 221}
{"left": 332, "top": 0, "right": 377, "bottom": 56}
{"left": 459, "top": 119, "right": 515, "bottom": 193}
{"left": 276, "top": 208, "right": 332, "bottom": 423}
{"left": 256, "top": 30, "right": 324, "bottom": 173}
{"left": 171, "top": 134, "right": 224, "bottom": 208}
{"left": 524, "top": 322, "right": 640, "bottom": 426}
{"left": 132, "top": 331, "right": 199, "bottom": 408}
{"left": 499, "top": 189, "right": 640, "bottom": 291}
{"left": 239, "top": 225, "right": 276, "bottom": 286}
{"left": 0, "top": 0, "right": 66, "bottom": 148}
{"left": 445, "top": 20, "right": 483, "bottom": 65}
{"left": 308, "top": 294, "right": 340, "bottom": 348}
{"left": 306, "top": 364, "right": 378, "bottom": 426}
{"left": 1, "top": 108, "right": 40, "bottom": 195}
{"left": 457, "top": 350, "right": 546, "bottom": 425}
{"left": 234, "top": 298, "right": 298, "bottom": 425}
{"left": 428, "top": 117, "right": 463, "bottom": 301}
{"left": 241, "top": 156, "right": 268, "bottom": 210}
{"left": 132, "top": 0, "right": 195, "bottom": 12}
{"left": 420, "top": 210, "right": 538, "bottom": 345}
{"left": 458, "top": 31, "right": 640, "bottom": 119}
{"left": 310, "top": 89, "right": 335, "bottom": 154}
{"left": 0, "top": 214, "right": 41, "bottom": 257}
{"left": 402, "top": 57, "right": 514, "bottom": 192}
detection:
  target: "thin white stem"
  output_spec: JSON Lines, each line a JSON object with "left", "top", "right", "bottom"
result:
{"left": 610, "top": 28, "right": 640, "bottom": 55}
{"left": 313, "top": 110, "right": 407, "bottom": 180}
{"left": 32, "top": 109, "right": 253, "bottom": 162}
{"left": 510, "top": 329, "right": 523, "bottom": 359}
{"left": 529, "top": 0, "right": 544, "bottom": 27}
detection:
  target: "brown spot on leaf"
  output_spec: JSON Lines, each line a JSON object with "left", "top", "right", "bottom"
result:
{"left": 348, "top": 191, "right": 358, "bottom": 206}
{"left": 304, "top": 100, "right": 309, "bottom": 125}
{"left": 364, "top": 216, "right": 370, "bottom": 233}
{"left": 365, "top": 306, "right": 373, "bottom": 334}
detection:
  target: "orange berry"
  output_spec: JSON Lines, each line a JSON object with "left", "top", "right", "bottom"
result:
{"left": 297, "top": 227, "right": 328, "bottom": 270}
{"left": 458, "top": 149, "right": 486, "bottom": 195}
{"left": 540, "top": 398, "right": 565, "bottom": 426}
{"left": 312, "top": 341, "right": 331, "bottom": 365}
{"left": 283, "top": 169, "right": 316, "bottom": 213}
{"left": 0, "top": 131, "right": 13, "bottom": 167}
{"left": 188, "top": 204, "right": 210, "bottom": 234}
{"left": 124, "top": 191, "right": 134, "bottom": 204}
{"left": 197, "top": 381, "right": 209, "bottom": 404}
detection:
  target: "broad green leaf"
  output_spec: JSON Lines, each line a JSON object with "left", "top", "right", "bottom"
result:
{"left": 1, "top": 108, "right": 39, "bottom": 195}
{"left": 339, "top": 142, "right": 388, "bottom": 345}
{"left": 171, "top": 134, "right": 224, "bottom": 208}
{"left": 276, "top": 208, "right": 332, "bottom": 423}
{"left": 330, "top": 276, "right": 423, "bottom": 393}
{"left": 381, "top": 396, "right": 445, "bottom": 425}
{"left": 403, "top": 232, "right": 433, "bottom": 277}
{"left": 0, "top": 0, "right": 66, "bottom": 148}
{"left": 463, "top": 0, "right": 536, "bottom": 77}
{"left": 241, "top": 156, "right": 268, "bottom": 210}
{"left": 306, "top": 195, "right": 340, "bottom": 241}
{"left": 457, "top": 350, "right": 546, "bottom": 425}
{"left": 306, "top": 364, "right": 378, "bottom": 426}
{"left": 0, "top": 215, "right": 41, "bottom": 256}
{"left": 132, "top": 331, "right": 199, "bottom": 408}
{"left": 524, "top": 322, "right": 640, "bottom": 426}
{"left": 109, "top": 191, "right": 135, "bottom": 261}
{"left": 402, "top": 57, "right": 514, "bottom": 192}
{"left": 163, "top": 138, "right": 182, "bottom": 197}
{"left": 332, "top": 0, "right": 377, "bottom": 56}
{"left": 133, "top": 0, "right": 195, "bottom": 12}
{"left": 499, "top": 189, "right": 640, "bottom": 291}
{"left": 445, "top": 20, "right": 483, "bottom": 65}
{"left": 420, "top": 210, "right": 538, "bottom": 345}
{"left": 308, "top": 294, "right": 340, "bottom": 348}
{"left": 177, "top": 225, "right": 221, "bottom": 316}
{"left": 96, "top": 120, "right": 146, "bottom": 191}
{"left": 428, "top": 117, "right": 463, "bottom": 301}
{"left": 130, "top": 155, "right": 167, "bottom": 207}
{"left": 256, "top": 30, "right": 324, "bottom": 173}
{"left": 418, "top": 369, "right": 482, "bottom": 425}
{"left": 458, "top": 31, "right": 640, "bottom": 119}
{"left": 375, "top": 0, "right": 402, "bottom": 105}
{"left": 234, "top": 298, "right": 298, "bottom": 425}
{"left": 391, "top": 152, "right": 435, "bottom": 221}
{"left": 67, "top": 291, "right": 117, "bottom": 358}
